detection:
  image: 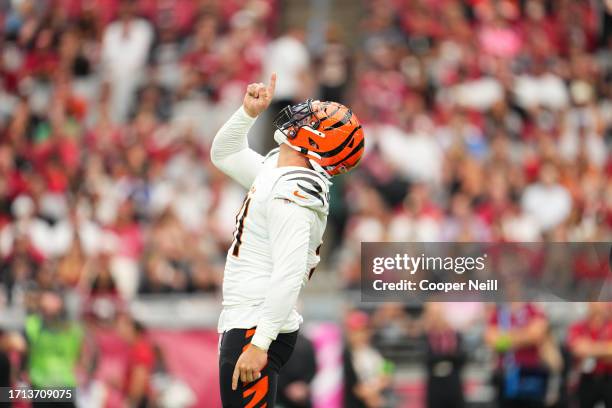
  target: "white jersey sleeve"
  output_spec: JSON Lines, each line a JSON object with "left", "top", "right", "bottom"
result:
{"left": 210, "top": 106, "right": 265, "bottom": 189}
{"left": 250, "top": 197, "right": 315, "bottom": 350}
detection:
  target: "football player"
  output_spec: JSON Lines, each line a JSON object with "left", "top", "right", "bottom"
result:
{"left": 212, "top": 73, "right": 364, "bottom": 407}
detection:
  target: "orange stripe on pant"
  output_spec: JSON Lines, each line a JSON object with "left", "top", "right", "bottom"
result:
{"left": 243, "top": 328, "right": 256, "bottom": 352}
{"left": 243, "top": 375, "right": 269, "bottom": 408}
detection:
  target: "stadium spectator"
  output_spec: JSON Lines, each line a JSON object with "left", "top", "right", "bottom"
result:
{"left": 101, "top": 0, "right": 154, "bottom": 122}
{"left": 0, "top": 329, "right": 26, "bottom": 401}
{"left": 343, "top": 310, "right": 393, "bottom": 408}
{"left": 23, "top": 290, "right": 83, "bottom": 408}
{"left": 485, "top": 302, "right": 550, "bottom": 408}
{"left": 261, "top": 26, "right": 311, "bottom": 151}
{"left": 264, "top": 27, "right": 310, "bottom": 110}
{"left": 277, "top": 333, "right": 317, "bottom": 408}
{"left": 317, "top": 26, "right": 351, "bottom": 104}
{"left": 567, "top": 302, "right": 612, "bottom": 408}
{"left": 521, "top": 163, "right": 572, "bottom": 234}
{"left": 116, "top": 313, "right": 155, "bottom": 408}
{"left": 423, "top": 303, "right": 466, "bottom": 408}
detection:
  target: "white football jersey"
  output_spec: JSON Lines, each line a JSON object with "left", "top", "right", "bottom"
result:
{"left": 210, "top": 108, "right": 332, "bottom": 349}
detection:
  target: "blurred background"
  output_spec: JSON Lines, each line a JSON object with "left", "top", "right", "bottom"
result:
{"left": 0, "top": 0, "right": 610, "bottom": 407}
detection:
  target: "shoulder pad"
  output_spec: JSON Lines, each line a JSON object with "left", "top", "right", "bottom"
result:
{"left": 272, "top": 169, "right": 330, "bottom": 214}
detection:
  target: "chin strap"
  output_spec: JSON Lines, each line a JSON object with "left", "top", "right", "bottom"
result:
{"left": 307, "top": 159, "right": 331, "bottom": 180}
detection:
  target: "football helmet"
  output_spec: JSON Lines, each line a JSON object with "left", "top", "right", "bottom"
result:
{"left": 273, "top": 99, "right": 364, "bottom": 176}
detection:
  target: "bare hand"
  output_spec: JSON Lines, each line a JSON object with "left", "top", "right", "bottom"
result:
{"left": 231, "top": 344, "right": 268, "bottom": 390}
{"left": 243, "top": 73, "right": 276, "bottom": 118}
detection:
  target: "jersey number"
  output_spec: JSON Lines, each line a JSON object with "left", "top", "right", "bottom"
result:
{"left": 230, "top": 194, "right": 252, "bottom": 257}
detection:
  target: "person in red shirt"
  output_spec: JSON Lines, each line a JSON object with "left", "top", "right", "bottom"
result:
{"left": 567, "top": 303, "right": 612, "bottom": 408}
{"left": 117, "top": 314, "right": 155, "bottom": 408}
{"left": 485, "top": 302, "right": 549, "bottom": 408}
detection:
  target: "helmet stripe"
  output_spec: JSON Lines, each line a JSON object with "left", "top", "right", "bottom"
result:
{"left": 328, "top": 139, "right": 364, "bottom": 167}
{"left": 319, "top": 125, "right": 362, "bottom": 158}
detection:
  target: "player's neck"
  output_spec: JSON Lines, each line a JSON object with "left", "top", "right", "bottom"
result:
{"left": 277, "top": 144, "right": 309, "bottom": 169}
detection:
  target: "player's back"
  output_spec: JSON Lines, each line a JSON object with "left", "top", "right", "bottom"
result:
{"left": 218, "top": 164, "right": 330, "bottom": 333}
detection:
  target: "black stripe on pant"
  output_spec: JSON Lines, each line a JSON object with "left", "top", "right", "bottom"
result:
{"left": 219, "top": 328, "right": 298, "bottom": 408}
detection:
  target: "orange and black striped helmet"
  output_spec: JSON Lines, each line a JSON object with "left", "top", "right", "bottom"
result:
{"left": 273, "top": 99, "right": 364, "bottom": 176}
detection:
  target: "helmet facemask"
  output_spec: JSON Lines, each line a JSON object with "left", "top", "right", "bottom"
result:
{"left": 273, "top": 99, "right": 324, "bottom": 141}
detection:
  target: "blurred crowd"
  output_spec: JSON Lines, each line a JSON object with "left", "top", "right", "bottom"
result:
{"left": 0, "top": 0, "right": 610, "bottom": 406}
{"left": 343, "top": 302, "right": 612, "bottom": 408}
{"left": 337, "top": 0, "right": 611, "bottom": 286}
{"left": 0, "top": 0, "right": 283, "bottom": 302}
{"left": 0, "top": 0, "right": 610, "bottom": 301}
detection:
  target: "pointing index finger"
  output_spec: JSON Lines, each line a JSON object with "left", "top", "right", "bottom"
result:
{"left": 267, "top": 73, "right": 276, "bottom": 96}
{"left": 232, "top": 366, "right": 239, "bottom": 390}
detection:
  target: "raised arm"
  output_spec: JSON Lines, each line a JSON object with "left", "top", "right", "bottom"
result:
{"left": 210, "top": 73, "right": 277, "bottom": 188}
